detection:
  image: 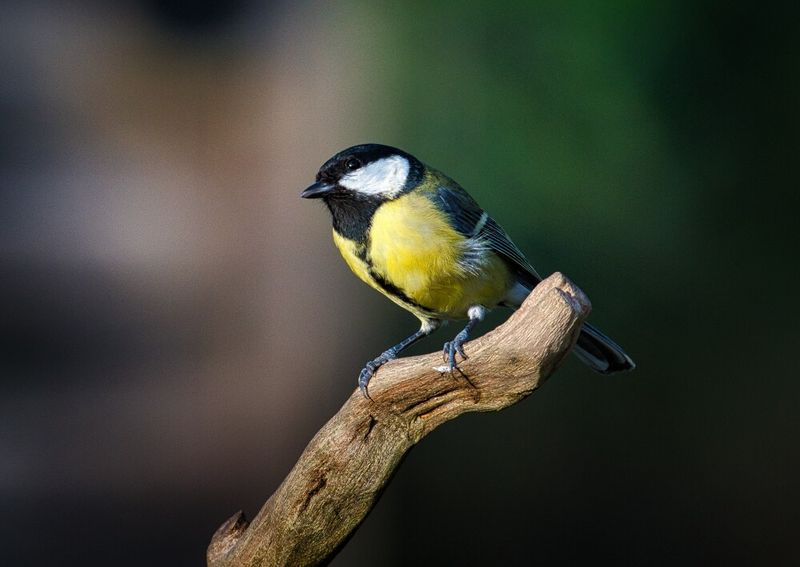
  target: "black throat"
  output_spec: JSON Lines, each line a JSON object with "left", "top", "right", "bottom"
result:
{"left": 324, "top": 194, "right": 383, "bottom": 243}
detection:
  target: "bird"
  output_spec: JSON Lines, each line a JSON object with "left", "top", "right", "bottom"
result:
{"left": 301, "top": 143, "right": 635, "bottom": 397}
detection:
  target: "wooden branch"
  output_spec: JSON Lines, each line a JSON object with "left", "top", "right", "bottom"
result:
{"left": 208, "top": 272, "right": 591, "bottom": 567}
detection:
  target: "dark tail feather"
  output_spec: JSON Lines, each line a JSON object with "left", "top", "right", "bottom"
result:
{"left": 573, "top": 322, "right": 636, "bottom": 374}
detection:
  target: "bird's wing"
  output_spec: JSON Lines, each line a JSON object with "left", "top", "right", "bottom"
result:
{"left": 431, "top": 183, "right": 485, "bottom": 234}
{"left": 432, "top": 184, "right": 541, "bottom": 283}
{"left": 480, "top": 217, "right": 541, "bottom": 281}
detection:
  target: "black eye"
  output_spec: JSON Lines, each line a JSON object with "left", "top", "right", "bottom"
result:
{"left": 345, "top": 158, "right": 362, "bottom": 171}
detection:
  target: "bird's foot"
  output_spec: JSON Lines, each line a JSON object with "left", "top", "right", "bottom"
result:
{"left": 441, "top": 330, "right": 469, "bottom": 372}
{"left": 358, "top": 350, "right": 397, "bottom": 399}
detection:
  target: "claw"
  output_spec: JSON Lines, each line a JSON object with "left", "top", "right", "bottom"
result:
{"left": 358, "top": 366, "right": 375, "bottom": 399}
{"left": 440, "top": 310, "right": 482, "bottom": 375}
{"left": 358, "top": 353, "right": 393, "bottom": 399}
{"left": 358, "top": 325, "right": 439, "bottom": 400}
{"left": 440, "top": 340, "right": 459, "bottom": 372}
{"left": 441, "top": 331, "right": 471, "bottom": 372}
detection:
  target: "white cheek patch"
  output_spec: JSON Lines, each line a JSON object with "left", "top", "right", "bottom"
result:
{"left": 339, "top": 156, "right": 410, "bottom": 197}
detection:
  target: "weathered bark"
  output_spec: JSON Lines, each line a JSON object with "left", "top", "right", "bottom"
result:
{"left": 208, "top": 272, "right": 591, "bottom": 567}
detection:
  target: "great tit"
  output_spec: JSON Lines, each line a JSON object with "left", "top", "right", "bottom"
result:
{"left": 302, "top": 143, "right": 635, "bottom": 397}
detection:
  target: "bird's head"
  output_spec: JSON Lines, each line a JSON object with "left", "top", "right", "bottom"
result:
{"left": 301, "top": 144, "right": 424, "bottom": 202}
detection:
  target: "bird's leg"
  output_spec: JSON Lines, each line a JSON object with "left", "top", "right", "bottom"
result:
{"left": 442, "top": 306, "right": 486, "bottom": 372}
{"left": 358, "top": 320, "right": 439, "bottom": 398}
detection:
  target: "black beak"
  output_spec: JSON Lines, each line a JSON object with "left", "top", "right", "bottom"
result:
{"left": 301, "top": 181, "right": 334, "bottom": 199}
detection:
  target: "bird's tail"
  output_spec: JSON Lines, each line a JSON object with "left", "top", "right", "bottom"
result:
{"left": 573, "top": 322, "right": 636, "bottom": 374}
{"left": 503, "top": 278, "right": 634, "bottom": 374}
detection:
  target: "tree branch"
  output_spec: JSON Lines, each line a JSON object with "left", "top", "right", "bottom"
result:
{"left": 208, "top": 272, "right": 591, "bottom": 567}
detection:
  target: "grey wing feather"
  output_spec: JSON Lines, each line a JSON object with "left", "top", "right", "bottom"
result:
{"left": 433, "top": 184, "right": 541, "bottom": 282}
{"left": 434, "top": 185, "right": 485, "bottom": 236}
{"left": 479, "top": 217, "right": 541, "bottom": 282}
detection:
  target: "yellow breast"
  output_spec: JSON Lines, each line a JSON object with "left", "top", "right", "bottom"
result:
{"left": 368, "top": 193, "right": 464, "bottom": 295}
{"left": 333, "top": 192, "right": 512, "bottom": 320}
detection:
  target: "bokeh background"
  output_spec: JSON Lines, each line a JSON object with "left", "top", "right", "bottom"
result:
{"left": 2, "top": 1, "right": 798, "bottom": 565}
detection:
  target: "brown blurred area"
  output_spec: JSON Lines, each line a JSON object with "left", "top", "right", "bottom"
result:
{"left": 2, "top": 1, "right": 400, "bottom": 563}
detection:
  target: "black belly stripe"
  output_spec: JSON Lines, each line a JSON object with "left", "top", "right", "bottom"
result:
{"left": 351, "top": 241, "right": 437, "bottom": 317}
{"left": 367, "top": 268, "right": 437, "bottom": 317}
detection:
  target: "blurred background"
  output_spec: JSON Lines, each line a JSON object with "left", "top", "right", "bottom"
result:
{"left": 2, "top": 1, "right": 798, "bottom": 565}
